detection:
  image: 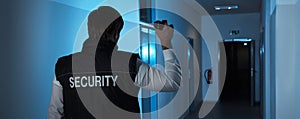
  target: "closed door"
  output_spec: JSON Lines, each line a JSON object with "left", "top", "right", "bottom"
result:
{"left": 220, "top": 42, "right": 251, "bottom": 102}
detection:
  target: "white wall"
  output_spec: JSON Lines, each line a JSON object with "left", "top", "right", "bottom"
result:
{"left": 276, "top": 0, "right": 298, "bottom": 5}
{"left": 201, "top": 39, "right": 211, "bottom": 98}
{"left": 275, "top": 5, "right": 296, "bottom": 119}
{"left": 200, "top": 16, "right": 221, "bottom": 102}
{"left": 270, "top": 0, "right": 299, "bottom": 118}
{"left": 154, "top": 0, "right": 203, "bottom": 118}
{"left": 209, "top": 13, "right": 261, "bottom": 41}
{"left": 295, "top": 1, "right": 300, "bottom": 119}
{"left": 275, "top": 1, "right": 300, "bottom": 119}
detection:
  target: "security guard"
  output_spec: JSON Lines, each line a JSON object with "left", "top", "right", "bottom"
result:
{"left": 48, "top": 6, "right": 182, "bottom": 119}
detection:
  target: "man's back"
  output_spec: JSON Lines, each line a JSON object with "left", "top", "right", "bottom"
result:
{"left": 48, "top": 6, "right": 181, "bottom": 119}
{"left": 55, "top": 40, "right": 140, "bottom": 119}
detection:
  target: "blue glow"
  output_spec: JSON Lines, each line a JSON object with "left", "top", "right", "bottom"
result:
{"left": 140, "top": 43, "right": 156, "bottom": 63}
{"left": 139, "top": 26, "right": 158, "bottom": 116}
{"left": 149, "top": 44, "right": 156, "bottom": 60}
{"left": 140, "top": 44, "right": 149, "bottom": 63}
{"left": 214, "top": 5, "right": 239, "bottom": 11}
{"left": 142, "top": 45, "right": 149, "bottom": 57}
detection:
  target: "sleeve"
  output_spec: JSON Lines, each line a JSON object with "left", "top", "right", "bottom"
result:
{"left": 47, "top": 76, "right": 64, "bottom": 119}
{"left": 134, "top": 49, "right": 182, "bottom": 92}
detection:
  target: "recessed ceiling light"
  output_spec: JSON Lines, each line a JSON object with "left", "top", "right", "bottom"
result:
{"left": 214, "top": 5, "right": 239, "bottom": 11}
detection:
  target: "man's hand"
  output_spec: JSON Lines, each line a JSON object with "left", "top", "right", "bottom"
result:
{"left": 154, "top": 20, "right": 174, "bottom": 50}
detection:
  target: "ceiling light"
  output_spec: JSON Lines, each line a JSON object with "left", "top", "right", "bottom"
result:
{"left": 214, "top": 5, "right": 239, "bottom": 11}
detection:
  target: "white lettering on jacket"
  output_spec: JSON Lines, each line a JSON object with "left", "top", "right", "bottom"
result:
{"left": 69, "top": 75, "right": 118, "bottom": 88}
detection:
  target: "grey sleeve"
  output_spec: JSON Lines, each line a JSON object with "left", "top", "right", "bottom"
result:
{"left": 134, "top": 49, "right": 182, "bottom": 92}
{"left": 48, "top": 77, "right": 64, "bottom": 119}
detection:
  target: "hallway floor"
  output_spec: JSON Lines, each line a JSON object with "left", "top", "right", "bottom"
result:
{"left": 184, "top": 100, "right": 261, "bottom": 119}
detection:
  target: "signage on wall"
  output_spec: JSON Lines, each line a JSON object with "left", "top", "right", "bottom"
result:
{"left": 229, "top": 30, "right": 240, "bottom": 35}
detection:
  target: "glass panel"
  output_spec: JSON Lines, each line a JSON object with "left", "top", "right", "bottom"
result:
{"left": 139, "top": 26, "right": 158, "bottom": 119}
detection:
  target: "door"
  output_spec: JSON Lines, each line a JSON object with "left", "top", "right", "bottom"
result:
{"left": 220, "top": 41, "right": 252, "bottom": 103}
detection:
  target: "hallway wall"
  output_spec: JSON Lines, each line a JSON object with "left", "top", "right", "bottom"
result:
{"left": 269, "top": 0, "right": 299, "bottom": 118}
{"left": 295, "top": 1, "right": 300, "bottom": 119}
{"left": 201, "top": 13, "right": 261, "bottom": 102}
{"left": 153, "top": 1, "right": 203, "bottom": 118}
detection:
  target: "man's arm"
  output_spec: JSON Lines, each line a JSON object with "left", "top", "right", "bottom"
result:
{"left": 48, "top": 77, "right": 64, "bottom": 119}
{"left": 134, "top": 20, "right": 182, "bottom": 92}
{"left": 134, "top": 49, "right": 182, "bottom": 92}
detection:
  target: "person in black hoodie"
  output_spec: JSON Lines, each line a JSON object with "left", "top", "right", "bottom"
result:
{"left": 48, "top": 6, "right": 182, "bottom": 119}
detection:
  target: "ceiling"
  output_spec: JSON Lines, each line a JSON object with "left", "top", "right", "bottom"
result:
{"left": 196, "top": 0, "right": 262, "bottom": 15}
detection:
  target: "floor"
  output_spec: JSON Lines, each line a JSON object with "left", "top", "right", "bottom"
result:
{"left": 184, "top": 100, "right": 261, "bottom": 119}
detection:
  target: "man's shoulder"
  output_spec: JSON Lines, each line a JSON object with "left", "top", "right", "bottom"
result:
{"left": 56, "top": 52, "right": 82, "bottom": 64}
{"left": 56, "top": 54, "right": 72, "bottom": 67}
{"left": 55, "top": 52, "right": 81, "bottom": 77}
